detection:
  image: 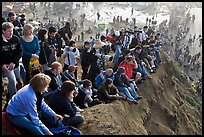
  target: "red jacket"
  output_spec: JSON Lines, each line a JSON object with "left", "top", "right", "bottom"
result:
{"left": 118, "top": 60, "right": 135, "bottom": 79}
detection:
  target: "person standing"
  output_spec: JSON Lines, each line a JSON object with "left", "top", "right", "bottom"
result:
{"left": 20, "top": 24, "right": 40, "bottom": 84}
{"left": 2, "top": 22, "right": 23, "bottom": 110}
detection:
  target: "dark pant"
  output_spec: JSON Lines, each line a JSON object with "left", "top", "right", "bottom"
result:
{"left": 81, "top": 65, "right": 89, "bottom": 80}
{"left": 22, "top": 58, "right": 30, "bottom": 85}
{"left": 62, "top": 114, "right": 84, "bottom": 127}
{"left": 6, "top": 110, "right": 64, "bottom": 135}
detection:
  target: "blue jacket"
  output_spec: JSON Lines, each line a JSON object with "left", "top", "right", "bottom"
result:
{"left": 6, "top": 85, "right": 56, "bottom": 134}
{"left": 95, "top": 71, "right": 114, "bottom": 88}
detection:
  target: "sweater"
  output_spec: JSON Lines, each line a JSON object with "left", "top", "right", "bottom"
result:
{"left": 2, "top": 35, "right": 22, "bottom": 68}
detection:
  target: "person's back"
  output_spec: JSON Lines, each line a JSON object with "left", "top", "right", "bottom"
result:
{"left": 48, "top": 81, "right": 84, "bottom": 127}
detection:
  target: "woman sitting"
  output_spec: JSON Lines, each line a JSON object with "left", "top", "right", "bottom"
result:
{"left": 6, "top": 73, "right": 64, "bottom": 135}
{"left": 48, "top": 80, "right": 84, "bottom": 127}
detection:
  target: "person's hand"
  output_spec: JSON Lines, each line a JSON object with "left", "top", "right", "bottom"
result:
{"left": 128, "top": 87, "right": 132, "bottom": 92}
{"left": 47, "top": 131, "right": 53, "bottom": 135}
{"left": 54, "top": 114, "right": 64, "bottom": 121}
{"left": 141, "top": 62, "right": 146, "bottom": 66}
{"left": 2, "top": 64, "right": 9, "bottom": 73}
{"left": 7, "top": 62, "right": 15, "bottom": 70}
{"left": 32, "top": 54, "right": 39, "bottom": 60}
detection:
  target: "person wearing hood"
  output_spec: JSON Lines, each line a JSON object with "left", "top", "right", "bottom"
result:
{"left": 48, "top": 80, "right": 84, "bottom": 127}
{"left": 113, "top": 67, "right": 142, "bottom": 102}
{"left": 97, "top": 78, "right": 126, "bottom": 103}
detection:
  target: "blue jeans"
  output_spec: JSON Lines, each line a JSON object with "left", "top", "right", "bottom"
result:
{"left": 6, "top": 111, "right": 63, "bottom": 135}
{"left": 113, "top": 44, "right": 122, "bottom": 70}
{"left": 116, "top": 83, "right": 138, "bottom": 100}
{"left": 2, "top": 67, "right": 20, "bottom": 101}
{"left": 137, "top": 64, "right": 148, "bottom": 77}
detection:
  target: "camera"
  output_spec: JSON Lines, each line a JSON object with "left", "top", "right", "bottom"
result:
{"left": 126, "top": 56, "right": 135, "bottom": 62}
{"left": 95, "top": 53, "right": 113, "bottom": 62}
{"left": 66, "top": 46, "right": 76, "bottom": 52}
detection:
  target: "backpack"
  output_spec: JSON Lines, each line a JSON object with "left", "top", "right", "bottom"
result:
{"left": 29, "top": 59, "right": 41, "bottom": 77}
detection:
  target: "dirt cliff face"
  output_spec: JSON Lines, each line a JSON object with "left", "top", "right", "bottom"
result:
{"left": 78, "top": 49, "right": 202, "bottom": 135}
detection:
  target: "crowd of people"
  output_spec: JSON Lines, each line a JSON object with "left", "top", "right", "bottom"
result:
{"left": 2, "top": 6, "right": 201, "bottom": 135}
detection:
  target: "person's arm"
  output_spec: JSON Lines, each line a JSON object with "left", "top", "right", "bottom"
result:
{"left": 63, "top": 101, "right": 77, "bottom": 117}
{"left": 101, "top": 87, "right": 118, "bottom": 101}
{"left": 34, "top": 36, "right": 40, "bottom": 55}
{"left": 25, "top": 93, "right": 52, "bottom": 135}
{"left": 13, "top": 36, "right": 23, "bottom": 66}
{"left": 20, "top": 38, "right": 33, "bottom": 58}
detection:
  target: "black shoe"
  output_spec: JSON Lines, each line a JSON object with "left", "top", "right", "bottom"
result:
{"left": 135, "top": 96, "right": 143, "bottom": 101}
{"left": 136, "top": 79, "right": 142, "bottom": 84}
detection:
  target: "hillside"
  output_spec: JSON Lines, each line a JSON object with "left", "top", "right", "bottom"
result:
{"left": 77, "top": 49, "right": 202, "bottom": 135}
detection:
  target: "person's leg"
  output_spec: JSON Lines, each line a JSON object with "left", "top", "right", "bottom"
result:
{"left": 113, "top": 44, "right": 121, "bottom": 71}
{"left": 116, "top": 86, "right": 135, "bottom": 101}
{"left": 74, "top": 66, "right": 78, "bottom": 80}
{"left": 62, "top": 115, "right": 84, "bottom": 127}
{"left": 22, "top": 58, "right": 30, "bottom": 85}
{"left": 6, "top": 113, "right": 46, "bottom": 135}
{"left": 20, "top": 64, "right": 26, "bottom": 85}
{"left": 14, "top": 66, "right": 21, "bottom": 81}
{"left": 129, "top": 83, "right": 138, "bottom": 99}
{"left": 40, "top": 110, "right": 64, "bottom": 128}
{"left": 4, "top": 70, "right": 17, "bottom": 101}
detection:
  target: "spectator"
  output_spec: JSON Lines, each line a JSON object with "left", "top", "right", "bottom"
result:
{"left": 76, "top": 79, "right": 101, "bottom": 108}
{"left": 62, "top": 40, "right": 80, "bottom": 79}
{"left": 7, "top": 11, "right": 23, "bottom": 35}
{"left": 97, "top": 78, "right": 126, "bottom": 103}
{"left": 58, "top": 22, "right": 72, "bottom": 46}
{"left": 20, "top": 24, "right": 40, "bottom": 84}
{"left": 2, "top": 22, "right": 23, "bottom": 110}
{"left": 131, "top": 45, "right": 152, "bottom": 79}
{"left": 118, "top": 50, "right": 142, "bottom": 84}
{"left": 95, "top": 68, "right": 114, "bottom": 88}
{"left": 113, "top": 67, "right": 142, "bottom": 102}
{"left": 44, "top": 62, "right": 68, "bottom": 92}
{"left": 80, "top": 41, "right": 91, "bottom": 80}
{"left": 38, "top": 28, "right": 52, "bottom": 71}
{"left": 48, "top": 26, "right": 63, "bottom": 58}
{"left": 49, "top": 81, "right": 84, "bottom": 127}
{"left": 6, "top": 73, "right": 64, "bottom": 135}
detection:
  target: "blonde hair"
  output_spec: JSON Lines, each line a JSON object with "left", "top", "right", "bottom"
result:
{"left": 23, "top": 24, "right": 34, "bottom": 36}
{"left": 30, "top": 73, "right": 51, "bottom": 92}
{"left": 2, "top": 22, "right": 14, "bottom": 31}
{"left": 51, "top": 61, "right": 62, "bottom": 70}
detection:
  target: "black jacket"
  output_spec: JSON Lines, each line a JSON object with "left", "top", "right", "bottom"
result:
{"left": 39, "top": 41, "right": 52, "bottom": 65}
{"left": 80, "top": 47, "right": 91, "bottom": 67}
{"left": 45, "top": 69, "right": 69, "bottom": 91}
{"left": 48, "top": 33, "right": 62, "bottom": 57}
{"left": 49, "top": 89, "right": 77, "bottom": 117}
{"left": 98, "top": 82, "right": 119, "bottom": 103}
{"left": 2, "top": 35, "right": 22, "bottom": 68}
{"left": 113, "top": 72, "right": 130, "bottom": 88}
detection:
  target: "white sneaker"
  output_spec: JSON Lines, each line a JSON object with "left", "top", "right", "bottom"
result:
{"left": 76, "top": 106, "right": 84, "bottom": 112}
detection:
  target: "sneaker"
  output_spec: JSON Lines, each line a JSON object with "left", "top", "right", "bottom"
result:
{"left": 150, "top": 69, "right": 154, "bottom": 73}
{"left": 76, "top": 106, "right": 84, "bottom": 112}
{"left": 135, "top": 96, "right": 143, "bottom": 101}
